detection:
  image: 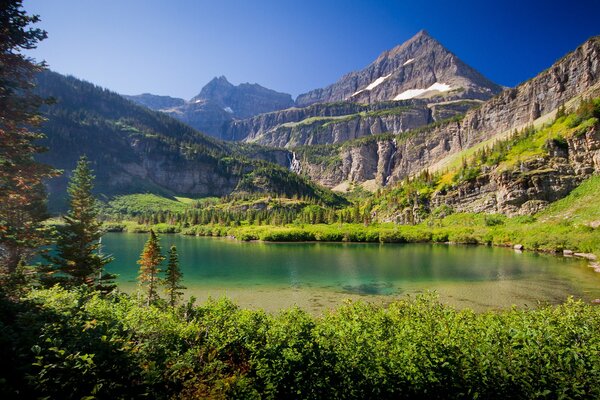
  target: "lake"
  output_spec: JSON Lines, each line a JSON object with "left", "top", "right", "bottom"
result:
{"left": 102, "top": 233, "right": 600, "bottom": 314}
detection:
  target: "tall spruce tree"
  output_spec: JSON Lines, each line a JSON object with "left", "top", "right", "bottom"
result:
{"left": 137, "top": 230, "right": 164, "bottom": 306}
{"left": 163, "top": 245, "right": 185, "bottom": 308}
{"left": 0, "top": 0, "right": 58, "bottom": 275}
{"left": 42, "top": 156, "right": 115, "bottom": 291}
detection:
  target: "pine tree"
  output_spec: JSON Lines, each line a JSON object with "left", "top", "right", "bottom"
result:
{"left": 0, "top": 1, "right": 59, "bottom": 276}
{"left": 163, "top": 245, "right": 185, "bottom": 308}
{"left": 42, "top": 156, "right": 115, "bottom": 292}
{"left": 137, "top": 230, "right": 164, "bottom": 306}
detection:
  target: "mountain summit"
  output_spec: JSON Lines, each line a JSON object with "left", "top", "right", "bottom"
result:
{"left": 296, "top": 30, "right": 503, "bottom": 106}
{"left": 126, "top": 76, "right": 294, "bottom": 138}
{"left": 191, "top": 76, "right": 294, "bottom": 119}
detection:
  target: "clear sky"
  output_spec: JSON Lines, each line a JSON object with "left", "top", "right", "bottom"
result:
{"left": 24, "top": 0, "right": 600, "bottom": 100}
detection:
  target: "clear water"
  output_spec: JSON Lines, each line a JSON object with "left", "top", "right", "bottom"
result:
{"left": 102, "top": 233, "right": 600, "bottom": 313}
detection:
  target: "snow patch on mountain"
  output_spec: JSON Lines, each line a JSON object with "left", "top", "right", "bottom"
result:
{"left": 392, "top": 82, "right": 452, "bottom": 100}
{"left": 351, "top": 73, "right": 392, "bottom": 97}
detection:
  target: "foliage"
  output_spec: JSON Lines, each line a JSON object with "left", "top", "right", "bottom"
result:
{"left": 41, "top": 156, "right": 115, "bottom": 291}
{"left": 0, "top": 0, "right": 58, "bottom": 275}
{"left": 163, "top": 245, "right": 185, "bottom": 308}
{"left": 234, "top": 162, "right": 347, "bottom": 207}
{"left": 137, "top": 230, "right": 165, "bottom": 306}
{"left": 537, "top": 174, "right": 600, "bottom": 225}
{"left": 1, "top": 287, "right": 599, "bottom": 399}
{"left": 103, "top": 193, "right": 190, "bottom": 217}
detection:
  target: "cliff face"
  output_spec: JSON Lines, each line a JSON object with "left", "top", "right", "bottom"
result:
{"left": 297, "top": 37, "right": 600, "bottom": 192}
{"left": 297, "top": 120, "right": 464, "bottom": 188}
{"left": 251, "top": 109, "right": 430, "bottom": 148}
{"left": 223, "top": 100, "right": 478, "bottom": 147}
{"left": 395, "top": 124, "right": 600, "bottom": 223}
{"left": 296, "top": 30, "right": 502, "bottom": 107}
{"left": 223, "top": 101, "right": 421, "bottom": 141}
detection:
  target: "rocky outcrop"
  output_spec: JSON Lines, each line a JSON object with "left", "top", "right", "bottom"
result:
{"left": 297, "top": 120, "right": 464, "bottom": 187}
{"left": 296, "top": 30, "right": 502, "bottom": 107}
{"left": 223, "top": 100, "right": 478, "bottom": 147}
{"left": 432, "top": 124, "right": 600, "bottom": 217}
{"left": 223, "top": 101, "right": 425, "bottom": 141}
{"left": 298, "top": 36, "right": 600, "bottom": 191}
{"left": 377, "top": 122, "right": 600, "bottom": 223}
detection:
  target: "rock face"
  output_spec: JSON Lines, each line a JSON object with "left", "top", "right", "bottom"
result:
{"left": 407, "top": 124, "right": 600, "bottom": 221}
{"left": 438, "top": 127, "right": 600, "bottom": 215}
{"left": 222, "top": 99, "right": 478, "bottom": 147}
{"left": 125, "top": 76, "right": 294, "bottom": 139}
{"left": 297, "top": 36, "right": 600, "bottom": 196}
{"left": 123, "top": 93, "right": 185, "bottom": 110}
{"left": 162, "top": 100, "right": 234, "bottom": 139}
{"left": 296, "top": 30, "right": 503, "bottom": 107}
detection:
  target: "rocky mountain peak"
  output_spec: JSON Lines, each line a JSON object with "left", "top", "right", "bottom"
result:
{"left": 188, "top": 76, "right": 294, "bottom": 120}
{"left": 193, "top": 76, "right": 235, "bottom": 103}
{"left": 127, "top": 76, "right": 295, "bottom": 138}
{"left": 295, "top": 30, "right": 503, "bottom": 106}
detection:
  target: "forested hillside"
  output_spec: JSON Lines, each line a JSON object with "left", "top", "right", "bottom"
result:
{"left": 33, "top": 71, "right": 342, "bottom": 210}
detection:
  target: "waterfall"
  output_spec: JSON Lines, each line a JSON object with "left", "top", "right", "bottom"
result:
{"left": 289, "top": 151, "right": 302, "bottom": 174}
{"left": 384, "top": 139, "right": 397, "bottom": 185}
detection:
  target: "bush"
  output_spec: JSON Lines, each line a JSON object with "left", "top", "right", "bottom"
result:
{"left": 3, "top": 288, "right": 600, "bottom": 399}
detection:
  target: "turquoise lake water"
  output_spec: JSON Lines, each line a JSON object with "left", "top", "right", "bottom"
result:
{"left": 101, "top": 233, "right": 600, "bottom": 313}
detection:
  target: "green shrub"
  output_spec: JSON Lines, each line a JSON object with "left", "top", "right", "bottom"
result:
{"left": 3, "top": 287, "right": 599, "bottom": 399}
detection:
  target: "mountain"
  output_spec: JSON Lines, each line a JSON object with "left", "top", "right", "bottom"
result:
{"left": 32, "top": 35, "right": 600, "bottom": 220}
{"left": 218, "top": 30, "right": 500, "bottom": 147}
{"left": 122, "top": 93, "right": 185, "bottom": 110}
{"left": 293, "top": 36, "right": 600, "bottom": 216}
{"left": 296, "top": 30, "right": 503, "bottom": 107}
{"left": 124, "top": 32, "right": 499, "bottom": 147}
{"left": 193, "top": 76, "right": 294, "bottom": 119}
{"left": 33, "top": 71, "right": 342, "bottom": 210}
{"left": 225, "top": 99, "right": 479, "bottom": 147}
{"left": 125, "top": 76, "right": 294, "bottom": 139}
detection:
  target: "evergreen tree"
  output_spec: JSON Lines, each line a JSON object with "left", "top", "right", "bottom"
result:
{"left": 0, "top": 1, "right": 58, "bottom": 276}
{"left": 42, "top": 156, "right": 115, "bottom": 292}
{"left": 163, "top": 245, "right": 185, "bottom": 308}
{"left": 137, "top": 229, "right": 164, "bottom": 306}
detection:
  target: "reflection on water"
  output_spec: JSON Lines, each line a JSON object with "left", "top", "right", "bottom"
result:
{"left": 103, "top": 233, "right": 600, "bottom": 313}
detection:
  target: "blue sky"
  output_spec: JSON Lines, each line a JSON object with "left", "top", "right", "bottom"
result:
{"left": 24, "top": 0, "right": 600, "bottom": 99}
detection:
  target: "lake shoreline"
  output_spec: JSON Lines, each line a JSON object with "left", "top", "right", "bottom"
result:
{"left": 100, "top": 231, "right": 600, "bottom": 311}
{"left": 103, "top": 226, "right": 600, "bottom": 274}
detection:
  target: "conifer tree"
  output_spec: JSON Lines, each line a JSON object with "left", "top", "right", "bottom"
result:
{"left": 42, "top": 156, "right": 115, "bottom": 292}
{"left": 163, "top": 245, "right": 185, "bottom": 308}
{"left": 137, "top": 230, "right": 164, "bottom": 306}
{"left": 0, "top": 0, "right": 58, "bottom": 275}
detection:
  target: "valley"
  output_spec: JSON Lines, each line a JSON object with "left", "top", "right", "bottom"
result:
{"left": 2, "top": 1, "right": 600, "bottom": 397}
